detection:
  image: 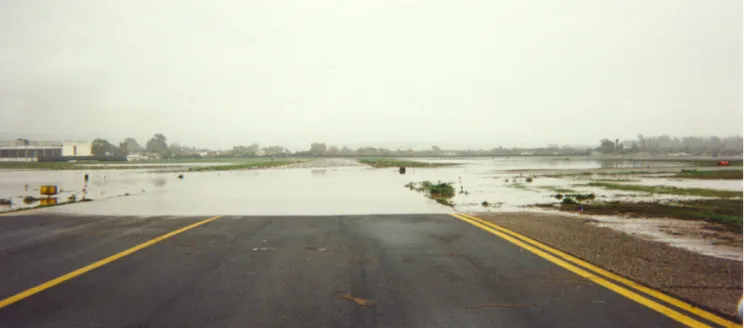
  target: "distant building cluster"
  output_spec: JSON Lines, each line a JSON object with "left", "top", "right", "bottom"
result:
{"left": 0, "top": 140, "right": 93, "bottom": 162}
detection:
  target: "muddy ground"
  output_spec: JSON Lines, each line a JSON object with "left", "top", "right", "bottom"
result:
{"left": 473, "top": 212, "right": 743, "bottom": 318}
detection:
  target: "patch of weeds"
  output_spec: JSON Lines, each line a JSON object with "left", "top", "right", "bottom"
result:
{"left": 673, "top": 169, "right": 742, "bottom": 180}
{"left": 583, "top": 182, "right": 741, "bottom": 198}
{"left": 429, "top": 182, "right": 455, "bottom": 198}
{"left": 23, "top": 196, "right": 40, "bottom": 204}
{"left": 535, "top": 198, "right": 743, "bottom": 232}
{"left": 537, "top": 186, "right": 576, "bottom": 193}
{"left": 591, "top": 178, "right": 641, "bottom": 183}
{"left": 187, "top": 161, "right": 294, "bottom": 172}
{"left": 359, "top": 159, "right": 458, "bottom": 168}
{"left": 561, "top": 197, "right": 578, "bottom": 205}
{"left": 405, "top": 180, "right": 457, "bottom": 206}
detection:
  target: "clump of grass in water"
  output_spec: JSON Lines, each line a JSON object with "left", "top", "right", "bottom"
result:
{"left": 359, "top": 159, "right": 457, "bottom": 168}
{"left": 405, "top": 181, "right": 457, "bottom": 205}
{"left": 428, "top": 182, "right": 455, "bottom": 198}
{"left": 584, "top": 182, "right": 741, "bottom": 198}
{"left": 537, "top": 186, "right": 576, "bottom": 193}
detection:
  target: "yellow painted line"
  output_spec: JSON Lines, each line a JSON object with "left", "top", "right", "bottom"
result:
{"left": 457, "top": 213, "right": 741, "bottom": 328}
{"left": 0, "top": 215, "right": 222, "bottom": 310}
{"left": 450, "top": 213, "right": 711, "bottom": 327}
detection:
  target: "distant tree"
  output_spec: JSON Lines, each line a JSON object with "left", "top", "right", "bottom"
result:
{"left": 92, "top": 138, "right": 124, "bottom": 156}
{"left": 169, "top": 142, "right": 188, "bottom": 155}
{"left": 118, "top": 142, "right": 130, "bottom": 155}
{"left": 309, "top": 143, "right": 327, "bottom": 156}
{"left": 146, "top": 134, "right": 170, "bottom": 157}
{"left": 340, "top": 146, "right": 353, "bottom": 154}
{"left": 262, "top": 146, "right": 287, "bottom": 155}
{"left": 431, "top": 145, "right": 442, "bottom": 152}
{"left": 15, "top": 138, "right": 30, "bottom": 146}
{"left": 637, "top": 134, "right": 646, "bottom": 151}
{"left": 246, "top": 143, "right": 260, "bottom": 153}
{"left": 600, "top": 139, "right": 616, "bottom": 154}
{"left": 327, "top": 146, "right": 340, "bottom": 155}
{"left": 122, "top": 138, "right": 144, "bottom": 153}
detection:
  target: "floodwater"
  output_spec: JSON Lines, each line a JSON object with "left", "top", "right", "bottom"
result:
{"left": 0, "top": 157, "right": 738, "bottom": 215}
{"left": 1, "top": 157, "right": 741, "bottom": 260}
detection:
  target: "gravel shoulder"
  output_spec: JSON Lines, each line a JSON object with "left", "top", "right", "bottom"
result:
{"left": 472, "top": 211, "right": 743, "bottom": 318}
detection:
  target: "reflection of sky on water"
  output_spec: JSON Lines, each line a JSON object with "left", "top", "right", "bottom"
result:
{"left": 0, "top": 158, "right": 740, "bottom": 215}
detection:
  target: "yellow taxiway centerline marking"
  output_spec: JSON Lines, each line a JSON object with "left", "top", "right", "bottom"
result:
{"left": 451, "top": 213, "right": 715, "bottom": 328}
{"left": 0, "top": 215, "right": 223, "bottom": 310}
{"left": 457, "top": 213, "right": 740, "bottom": 328}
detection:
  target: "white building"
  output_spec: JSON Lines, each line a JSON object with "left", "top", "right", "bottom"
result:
{"left": 62, "top": 141, "right": 93, "bottom": 157}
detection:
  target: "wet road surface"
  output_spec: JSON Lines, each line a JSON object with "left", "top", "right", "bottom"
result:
{"left": 0, "top": 214, "right": 693, "bottom": 327}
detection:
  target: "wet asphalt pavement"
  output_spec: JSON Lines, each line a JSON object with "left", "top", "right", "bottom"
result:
{"left": 0, "top": 213, "right": 683, "bottom": 327}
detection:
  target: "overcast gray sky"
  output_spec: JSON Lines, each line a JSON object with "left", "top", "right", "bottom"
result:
{"left": 0, "top": 0, "right": 741, "bottom": 150}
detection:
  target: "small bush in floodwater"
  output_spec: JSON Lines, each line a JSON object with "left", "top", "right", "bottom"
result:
{"left": 573, "top": 193, "right": 596, "bottom": 201}
{"left": 561, "top": 197, "right": 577, "bottom": 205}
{"left": 482, "top": 201, "right": 490, "bottom": 207}
{"left": 23, "top": 196, "right": 39, "bottom": 204}
{"left": 428, "top": 182, "right": 455, "bottom": 197}
{"left": 421, "top": 181, "right": 433, "bottom": 190}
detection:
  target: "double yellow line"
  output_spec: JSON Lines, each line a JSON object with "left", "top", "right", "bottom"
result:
{"left": 451, "top": 213, "right": 741, "bottom": 328}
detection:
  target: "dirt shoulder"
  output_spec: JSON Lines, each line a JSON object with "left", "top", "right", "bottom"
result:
{"left": 472, "top": 211, "right": 743, "bottom": 318}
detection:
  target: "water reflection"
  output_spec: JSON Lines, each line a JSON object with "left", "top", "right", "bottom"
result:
{"left": 151, "top": 177, "right": 167, "bottom": 188}
{"left": 0, "top": 157, "right": 739, "bottom": 215}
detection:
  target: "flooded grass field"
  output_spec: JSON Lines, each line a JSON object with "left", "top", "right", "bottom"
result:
{"left": 1, "top": 157, "right": 740, "bottom": 214}
{"left": 1, "top": 156, "right": 741, "bottom": 259}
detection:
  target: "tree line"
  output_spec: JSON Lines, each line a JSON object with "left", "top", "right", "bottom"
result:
{"left": 88, "top": 133, "right": 743, "bottom": 159}
{"left": 92, "top": 134, "right": 177, "bottom": 158}
{"left": 598, "top": 135, "right": 742, "bottom": 155}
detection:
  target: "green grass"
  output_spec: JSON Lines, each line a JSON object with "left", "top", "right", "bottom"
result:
{"left": 405, "top": 181, "right": 457, "bottom": 206}
{"left": 0, "top": 162, "right": 81, "bottom": 170}
{"left": 137, "top": 157, "right": 274, "bottom": 164}
{"left": 536, "top": 186, "right": 576, "bottom": 193}
{"left": 590, "top": 178, "right": 641, "bottom": 183}
{"left": 359, "top": 159, "right": 458, "bottom": 168}
{"left": 186, "top": 160, "right": 296, "bottom": 172}
{"left": 583, "top": 182, "right": 742, "bottom": 198}
{"left": 0, "top": 162, "right": 158, "bottom": 170}
{"left": 536, "top": 198, "right": 742, "bottom": 231}
{"left": 673, "top": 169, "right": 743, "bottom": 180}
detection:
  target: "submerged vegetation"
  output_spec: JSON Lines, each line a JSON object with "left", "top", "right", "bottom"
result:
{"left": 186, "top": 161, "right": 296, "bottom": 172}
{"left": 553, "top": 193, "right": 596, "bottom": 204}
{"left": 359, "top": 159, "right": 458, "bottom": 168}
{"left": 673, "top": 169, "right": 743, "bottom": 180}
{"left": 537, "top": 186, "right": 576, "bottom": 193}
{"left": 405, "top": 181, "right": 457, "bottom": 206}
{"left": 583, "top": 182, "right": 742, "bottom": 198}
{"left": 537, "top": 199, "right": 743, "bottom": 231}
